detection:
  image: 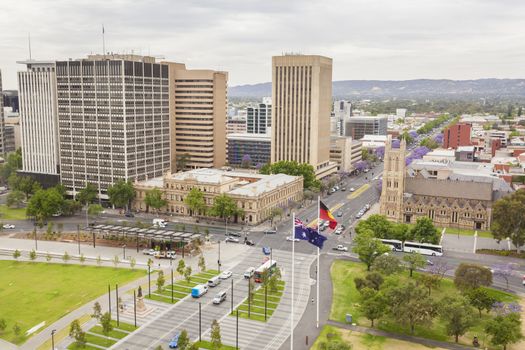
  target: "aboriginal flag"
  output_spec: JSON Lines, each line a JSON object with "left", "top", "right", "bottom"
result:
{"left": 319, "top": 200, "right": 338, "bottom": 229}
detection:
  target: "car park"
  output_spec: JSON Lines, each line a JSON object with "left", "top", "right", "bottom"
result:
{"left": 219, "top": 270, "right": 232, "bottom": 279}
{"left": 213, "top": 291, "right": 227, "bottom": 304}
{"left": 225, "top": 236, "right": 239, "bottom": 243}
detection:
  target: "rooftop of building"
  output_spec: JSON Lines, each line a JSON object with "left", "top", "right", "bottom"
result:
{"left": 347, "top": 116, "right": 387, "bottom": 121}
{"left": 361, "top": 135, "right": 388, "bottom": 141}
{"left": 424, "top": 149, "right": 455, "bottom": 157}
{"left": 227, "top": 133, "right": 271, "bottom": 141}
{"left": 457, "top": 146, "right": 475, "bottom": 152}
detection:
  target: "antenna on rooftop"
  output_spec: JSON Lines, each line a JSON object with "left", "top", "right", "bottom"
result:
{"left": 28, "top": 32, "right": 32, "bottom": 60}
{"left": 102, "top": 24, "right": 106, "bottom": 57}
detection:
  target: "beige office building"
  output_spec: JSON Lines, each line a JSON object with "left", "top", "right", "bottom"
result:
{"left": 329, "top": 136, "right": 362, "bottom": 173}
{"left": 170, "top": 65, "right": 227, "bottom": 171}
{"left": 271, "top": 55, "right": 337, "bottom": 178}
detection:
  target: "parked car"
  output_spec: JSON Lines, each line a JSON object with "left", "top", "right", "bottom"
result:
{"left": 244, "top": 239, "right": 255, "bottom": 246}
{"left": 2, "top": 224, "right": 15, "bottom": 229}
{"left": 341, "top": 187, "right": 347, "bottom": 191}
{"left": 333, "top": 245, "right": 348, "bottom": 252}
{"left": 336, "top": 211, "right": 343, "bottom": 217}
{"left": 213, "top": 291, "right": 227, "bottom": 305}
{"left": 168, "top": 333, "right": 180, "bottom": 348}
{"left": 219, "top": 270, "right": 233, "bottom": 279}
{"left": 286, "top": 236, "right": 300, "bottom": 242}
{"left": 365, "top": 203, "right": 371, "bottom": 210}
{"left": 244, "top": 267, "right": 255, "bottom": 279}
{"left": 264, "top": 229, "right": 277, "bottom": 235}
{"left": 225, "top": 236, "right": 239, "bottom": 243}
{"left": 334, "top": 227, "right": 343, "bottom": 235}
{"left": 350, "top": 187, "right": 355, "bottom": 192}
{"left": 191, "top": 284, "right": 208, "bottom": 298}
{"left": 125, "top": 212, "right": 134, "bottom": 218}
{"left": 142, "top": 249, "right": 156, "bottom": 256}
{"left": 153, "top": 218, "right": 167, "bottom": 228}
{"left": 226, "top": 231, "right": 242, "bottom": 237}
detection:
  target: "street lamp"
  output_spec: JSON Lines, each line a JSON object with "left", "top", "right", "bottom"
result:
{"left": 218, "top": 240, "right": 221, "bottom": 273}
{"left": 122, "top": 244, "right": 126, "bottom": 260}
{"left": 51, "top": 329, "right": 56, "bottom": 350}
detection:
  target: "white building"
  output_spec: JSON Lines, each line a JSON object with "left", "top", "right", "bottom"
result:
{"left": 361, "top": 134, "right": 387, "bottom": 150}
{"left": 17, "top": 60, "right": 60, "bottom": 181}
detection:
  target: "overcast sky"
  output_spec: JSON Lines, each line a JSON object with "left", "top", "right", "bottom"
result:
{"left": 1, "top": 0, "right": 524, "bottom": 89}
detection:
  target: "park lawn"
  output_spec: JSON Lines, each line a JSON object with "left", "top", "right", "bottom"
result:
{"left": 0, "top": 204, "right": 27, "bottom": 220}
{"left": 67, "top": 343, "right": 101, "bottom": 350}
{"left": 84, "top": 332, "right": 117, "bottom": 347}
{"left": 90, "top": 325, "right": 129, "bottom": 339}
{"left": 195, "top": 340, "right": 237, "bottom": 350}
{"left": 0, "top": 261, "right": 145, "bottom": 344}
{"left": 109, "top": 319, "right": 137, "bottom": 332}
{"left": 330, "top": 260, "right": 520, "bottom": 348}
{"left": 444, "top": 227, "right": 493, "bottom": 238}
{"left": 37, "top": 314, "right": 91, "bottom": 350}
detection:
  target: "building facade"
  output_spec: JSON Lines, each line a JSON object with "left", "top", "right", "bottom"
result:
{"left": 271, "top": 54, "right": 337, "bottom": 178}
{"left": 133, "top": 168, "right": 303, "bottom": 225}
{"left": 0, "top": 70, "right": 5, "bottom": 155}
{"left": 227, "top": 132, "right": 271, "bottom": 167}
{"left": 171, "top": 66, "right": 227, "bottom": 171}
{"left": 56, "top": 54, "right": 171, "bottom": 198}
{"left": 227, "top": 116, "right": 247, "bottom": 134}
{"left": 247, "top": 103, "right": 271, "bottom": 134}
{"left": 329, "top": 136, "right": 362, "bottom": 173}
{"left": 344, "top": 116, "right": 387, "bottom": 140}
{"left": 17, "top": 60, "right": 60, "bottom": 180}
{"left": 443, "top": 123, "right": 471, "bottom": 149}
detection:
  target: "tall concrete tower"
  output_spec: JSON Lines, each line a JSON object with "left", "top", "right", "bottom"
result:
{"left": 379, "top": 135, "right": 406, "bottom": 222}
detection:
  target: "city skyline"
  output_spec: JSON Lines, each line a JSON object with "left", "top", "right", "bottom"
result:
{"left": 1, "top": 0, "right": 525, "bottom": 89}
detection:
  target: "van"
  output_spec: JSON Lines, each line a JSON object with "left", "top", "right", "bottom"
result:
{"left": 191, "top": 284, "right": 208, "bottom": 298}
{"left": 213, "top": 291, "right": 227, "bottom": 304}
{"left": 208, "top": 276, "right": 221, "bottom": 287}
{"left": 153, "top": 218, "right": 167, "bottom": 228}
{"left": 244, "top": 267, "right": 255, "bottom": 279}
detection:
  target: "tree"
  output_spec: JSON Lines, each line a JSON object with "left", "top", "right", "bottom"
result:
{"left": 352, "top": 229, "right": 390, "bottom": 271}
{"left": 403, "top": 253, "right": 426, "bottom": 277}
{"left": 492, "top": 263, "right": 514, "bottom": 290}
{"left": 454, "top": 263, "right": 492, "bottom": 291}
{"left": 355, "top": 214, "right": 393, "bottom": 239}
{"left": 107, "top": 179, "right": 135, "bottom": 210}
{"left": 130, "top": 257, "right": 136, "bottom": 270}
{"left": 241, "top": 154, "right": 252, "bottom": 168}
{"left": 385, "top": 282, "right": 437, "bottom": 334}
{"left": 100, "top": 312, "right": 113, "bottom": 339}
{"left": 12, "top": 323, "right": 21, "bottom": 337}
{"left": 0, "top": 319, "right": 6, "bottom": 334}
{"left": 303, "top": 189, "right": 314, "bottom": 203}
{"left": 260, "top": 160, "right": 320, "bottom": 190}
{"left": 184, "top": 188, "right": 206, "bottom": 216}
{"left": 175, "top": 153, "right": 190, "bottom": 172}
{"left": 63, "top": 251, "right": 70, "bottom": 264}
{"left": 399, "top": 131, "right": 413, "bottom": 144}
{"left": 439, "top": 296, "right": 474, "bottom": 343}
{"left": 210, "top": 319, "right": 222, "bottom": 350}
{"left": 418, "top": 273, "right": 441, "bottom": 296}
{"left": 157, "top": 270, "right": 165, "bottom": 292}
{"left": 409, "top": 217, "right": 439, "bottom": 244}
{"left": 209, "top": 193, "right": 244, "bottom": 226}
{"left": 178, "top": 329, "right": 190, "bottom": 350}
{"left": 269, "top": 207, "right": 284, "bottom": 226}
{"left": 13, "top": 249, "right": 21, "bottom": 260}
{"left": 29, "top": 249, "right": 37, "bottom": 261}
{"left": 6, "top": 190, "right": 25, "bottom": 208}
{"left": 12, "top": 175, "right": 41, "bottom": 200}
{"left": 88, "top": 204, "right": 104, "bottom": 218}
{"left": 144, "top": 188, "right": 167, "bottom": 213}
{"left": 491, "top": 189, "right": 525, "bottom": 252}
{"left": 69, "top": 319, "right": 86, "bottom": 347}
{"left": 485, "top": 313, "right": 523, "bottom": 350}
{"left": 268, "top": 267, "right": 282, "bottom": 293}
{"left": 184, "top": 266, "right": 192, "bottom": 284}
{"left": 62, "top": 199, "right": 82, "bottom": 216}
{"left": 318, "top": 340, "right": 352, "bottom": 350}
{"left": 198, "top": 255, "right": 206, "bottom": 272}
{"left": 371, "top": 254, "right": 402, "bottom": 275}
{"left": 466, "top": 288, "right": 497, "bottom": 317}
{"left": 92, "top": 302, "right": 102, "bottom": 321}
{"left": 354, "top": 272, "right": 384, "bottom": 292}
{"left": 76, "top": 183, "right": 98, "bottom": 205}
{"left": 177, "top": 259, "right": 186, "bottom": 276}
{"left": 113, "top": 255, "right": 120, "bottom": 267}
{"left": 360, "top": 288, "right": 387, "bottom": 327}
{"left": 26, "top": 188, "right": 64, "bottom": 225}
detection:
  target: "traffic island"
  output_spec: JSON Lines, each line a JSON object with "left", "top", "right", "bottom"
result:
{"left": 231, "top": 280, "right": 285, "bottom": 322}
{"left": 146, "top": 270, "right": 219, "bottom": 304}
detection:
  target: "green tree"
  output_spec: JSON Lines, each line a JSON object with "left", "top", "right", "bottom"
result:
{"left": 210, "top": 319, "right": 222, "bottom": 350}
{"left": 420, "top": 137, "right": 439, "bottom": 149}
{"left": 92, "top": 301, "right": 102, "bottom": 321}
{"left": 354, "top": 214, "right": 393, "bottom": 238}
{"left": 26, "top": 188, "right": 65, "bottom": 225}
{"left": 268, "top": 267, "right": 282, "bottom": 293}
{"left": 466, "top": 287, "right": 497, "bottom": 317}
{"left": 360, "top": 288, "right": 387, "bottom": 327}
{"left": 76, "top": 183, "right": 98, "bottom": 205}
{"left": 79, "top": 253, "right": 86, "bottom": 264}
{"left": 198, "top": 255, "right": 206, "bottom": 272}
{"left": 29, "top": 249, "right": 37, "bottom": 261}
{"left": 6, "top": 190, "right": 25, "bottom": 208}
{"left": 209, "top": 193, "right": 244, "bottom": 226}
{"left": 177, "top": 259, "right": 186, "bottom": 276}
{"left": 62, "top": 199, "right": 82, "bottom": 216}
{"left": 107, "top": 179, "right": 135, "bottom": 210}
{"left": 100, "top": 312, "right": 113, "bottom": 339}
{"left": 12, "top": 323, "right": 21, "bottom": 337}
{"left": 269, "top": 207, "right": 284, "bottom": 226}
{"left": 69, "top": 319, "right": 86, "bottom": 347}
{"left": 454, "top": 263, "right": 492, "bottom": 291}
{"left": 175, "top": 153, "right": 190, "bottom": 172}
{"left": 385, "top": 282, "right": 437, "bottom": 334}
{"left": 184, "top": 188, "right": 206, "bottom": 216}
{"left": 352, "top": 229, "right": 390, "bottom": 271}
{"left": 371, "top": 254, "right": 403, "bottom": 275}
{"left": 485, "top": 313, "right": 523, "bottom": 350}
{"left": 144, "top": 188, "right": 167, "bottom": 213}
{"left": 418, "top": 273, "right": 441, "bottom": 296}
{"left": 157, "top": 270, "right": 165, "bottom": 292}
{"left": 354, "top": 272, "right": 384, "bottom": 292}
{"left": 130, "top": 257, "right": 136, "bottom": 270}
{"left": 439, "top": 296, "right": 474, "bottom": 343}
{"left": 409, "top": 217, "right": 439, "bottom": 244}
{"left": 178, "top": 329, "right": 190, "bottom": 350}
{"left": 260, "top": 160, "right": 320, "bottom": 189}
{"left": 403, "top": 253, "right": 426, "bottom": 277}
{"left": 0, "top": 319, "right": 6, "bottom": 334}
{"left": 184, "top": 266, "right": 192, "bottom": 284}
{"left": 63, "top": 251, "right": 70, "bottom": 264}
{"left": 13, "top": 249, "right": 21, "bottom": 260}
{"left": 399, "top": 131, "right": 413, "bottom": 144}
{"left": 88, "top": 203, "right": 104, "bottom": 218}
{"left": 0, "top": 149, "right": 22, "bottom": 184}
{"left": 492, "top": 189, "right": 525, "bottom": 252}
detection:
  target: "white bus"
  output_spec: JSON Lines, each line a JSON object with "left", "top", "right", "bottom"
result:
{"left": 380, "top": 239, "right": 403, "bottom": 252}
{"left": 403, "top": 241, "right": 443, "bottom": 256}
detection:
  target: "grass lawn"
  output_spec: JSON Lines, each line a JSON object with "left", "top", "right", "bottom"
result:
{"left": 90, "top": 325, "right": 129, "bottom": 339}
{"left": 195, "top": 340, "right": 237, "bottom": 349}
{"left": 0, "top": 261, "right": 145, "bottom": 344}
{"left": 444, "top": 227, "right": 493, "bottom": 238}
{"left": 37, "top": 314, "right": 91, "bottom": 350}
{"left": 0, "top": 204, "right": 27, "bottom": 220}
{"left": 67, "top": 343, "right": 101, "bottom": 350}
{"left": 232, "top": 280, "right": 285, "bottom": 322}
{"left": 84, "top": 332, "right": 117, "bottom": 347}
{"left": 148, "top": 270, "right": 220, "bottom": 304}
{"left": 330, "top": 260, "right": 519, "bottom": 348}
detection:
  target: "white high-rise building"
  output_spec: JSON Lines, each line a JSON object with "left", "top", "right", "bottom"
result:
{"left": 246, "top": 101, "right": 271, "bottom": 134}
{"left": 17, "top": 60, "right": 60, "bottom": 180}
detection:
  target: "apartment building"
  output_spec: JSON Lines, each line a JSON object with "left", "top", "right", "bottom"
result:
{"left": 344, "top": 116, "right": 387, "bottom": 140}
{"left": 443, "top": 123, "right": 471, "bottom": 149}
{"left": 56, "top": 54, "right": 171, "bottom": 198}
{"left": 227, "top": 132, "right": 271, "bottom": 167}
{"left": 0, "top": 70, "right": 5, "bottom": 155}
{"left": 227, "top": 116, "right": 246, "bottom": 134}
{"left": 171, "top": 66, "right": 227, "bottom": 171}
{"left": 247, "top": 102, "right": 271, "bottom": 134}
{"left": 17, "top": 60, "right": 60, "bottom": 184}
{"left": 271, "top": 54, "right": 337, "bottom": 178}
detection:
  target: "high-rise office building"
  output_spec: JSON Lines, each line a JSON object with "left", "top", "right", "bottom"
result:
{"left": 171, "top": 66, "right": 227, "bottom": 171}
{"left": 344, "top": 116, "right": 387, "bottom": 140}
{"left": 55, "top": 54, "right": 171, "bottom": 198}
{"left": 17, "top": 60, "right": 60, "bottom": 184}
{"left": 271, "top": 54, "right": 337, "bottom": 178}
{"left": 0, "top": 70, "right": 5, "bottom": 155}
{"left": 247, "top": 102, "right": 271, "bottom": 134}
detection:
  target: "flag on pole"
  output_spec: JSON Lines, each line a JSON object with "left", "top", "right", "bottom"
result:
{"left": 294, "top": 218, "right": 328, "bottom": 249}
{"left": 319, "top": 201, "right": 338, "bottom": 229}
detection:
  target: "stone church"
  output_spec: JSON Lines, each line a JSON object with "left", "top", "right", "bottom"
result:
{"left": 380, "top": 136, "right": 512, "bottom": 231}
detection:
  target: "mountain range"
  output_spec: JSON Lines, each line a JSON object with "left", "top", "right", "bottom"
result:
{"left": 229, "top": 79, "right": 525, "bottom": 99}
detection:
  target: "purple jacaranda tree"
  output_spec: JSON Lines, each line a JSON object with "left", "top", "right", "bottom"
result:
{"left": 492, "top": 302, "right": 522, "bottom": 316}
{"left": 375, "top": 146, "right": 385, "bottom": 160}
{"left": 433, "top": 133, "right": 444, "bottom": 145}
{"left": 406, "top": 146, "right": 431, "bottom": 166}
{"left": 241, "top": 154, "right": 252, "bottom": 168}
{"left": 409, "top": 130, "right": 418, "bottom": 139}
{"left": 255, "top": 162, "right": 264, "bottom": 170}
{"left": 492, "top": 263, "right": 515, "bottom": 290}
{"left": 355, "top": 160, "right": 369, "bottom": 172}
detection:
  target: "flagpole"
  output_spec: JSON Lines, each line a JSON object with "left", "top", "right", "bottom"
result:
{"left": 316, "top": 196, "right": 320, "bottom": 329}
{"left": 291, "top": 212, "right": 295, "bottom": 350}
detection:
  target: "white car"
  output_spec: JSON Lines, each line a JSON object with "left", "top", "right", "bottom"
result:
{"left": 333, "top": 245, "right": 348, "bottom": 252}
{"left": 286, "top": 236, "right": 300, "bottom": 242}
{"left": 244, "top": 267, "right": 255, "bottom": 279}
{"left": 219, "top": 270, "right": 233, "bottom": 279}
{"left": 2, "top": 224, "right": 15, "bottom": 229}
{"left": 142, "top": 249, "right": 156, "bottom": 256}
{"left": 225, "top": 237, "right": 239, "bottom": 243}
{"left": 334, "top": 227, "right": 343, "bottom": 235}
{"left": 350, "top": 187, "right": 355, "bottom": 192}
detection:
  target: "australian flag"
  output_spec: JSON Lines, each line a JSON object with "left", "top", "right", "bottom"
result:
{"left": 294, "top": 218, "right": 328, "bottom": 249}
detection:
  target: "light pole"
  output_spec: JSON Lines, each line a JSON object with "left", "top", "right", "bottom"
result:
{"left": 218, "top": 240, "right": 221, "bottom": 273}
{"left": 77, "top": 224, "right": 81, "bottom": 254}
{"left": 51, "top": 329, "right": 56, "bottom": 349}
{"left": 122, "top": 244, "right": 126, "bottom": 260}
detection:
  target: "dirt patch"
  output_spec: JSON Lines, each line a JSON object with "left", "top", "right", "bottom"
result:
{"left": 339, "top": 329, "right": 448, "bottom": 350}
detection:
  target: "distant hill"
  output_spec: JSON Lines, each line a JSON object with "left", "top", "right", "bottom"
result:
{"left": 229, "top": 79, "right": 525, "bottom": 99}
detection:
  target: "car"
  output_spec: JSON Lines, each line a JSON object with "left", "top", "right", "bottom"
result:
{"left": 142, "top": 249, "right": 156, "bottom": 256}
{"left": 264, "top": 229, "right": 277, "bottom": 235}
{"left": 225, "top": 237, "right": 239, "bottom": 243}
{"left": 341, "top": 187, "right": 347, "bottom": 191}
{"left": 334, "top": 185, "right": 340, "bottom": 190}
{"left": 213, "top": 291, "right": 227, "bottom": 304}
{"left": 365, "top": 203, "right": 371, "bottom": 210}
{"left": 219, "top": 270, "right": 233, "bottom": 279}
{"left": 350, "top": 187, "right": 355, "bottom": 192}
{"left": 322, "top": 221, "right": 330, "bottom": 228}
{"left": 125, "top": 212, "right": 134, "bottom": 218}
{"left": 364, "top": 169, "right": 369, "bottom": 173}
{"left": 244, "top": 239, "right": 255, "bottom": 246}
{"left": 226, "top": 231, "right": 241, "bottom": 237}
{"left": 336, "top": 210, "right": 343, "bottom": 217}
{"left": 168, "top": 333, "right": 180, "bottom": 348}
{"left": 334, "top": 227, "right": 343, "bottom": 235}
{"left": 340, "top": 224, "right": 346, "bottom": 230}
{"left": 333, "top": 245, "right": 348, "bottom": 252}
{"left": 2, "top": 224, "right": 15, "bottom": 229}
{"left": 319, "top": 225, "right": 327, "bottom": 231}
{"left": 286, "top": 236, "right": 300, "bottom": 242}
{"left": 244, "top": 267, "right": 255, "bottom": 279}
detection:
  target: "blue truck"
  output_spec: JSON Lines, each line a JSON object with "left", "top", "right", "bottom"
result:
{"left": 191, "top": 284, "right": 208, "bottom": 298}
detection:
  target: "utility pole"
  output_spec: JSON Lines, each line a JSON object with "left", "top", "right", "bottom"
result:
{"left": 231, "top": 278, "right": 234, "bottom": 314}
{"left": 108, "top": 284, "right": 111, "bottom": 314}
{"left": 133, "top": 290, "right": 137, "bottom": 327}
{"left": 199, "top": 302, "right": 202, "bottom": 342}
{"left": 116, "top": 284, "right": 119, "bottom": 326}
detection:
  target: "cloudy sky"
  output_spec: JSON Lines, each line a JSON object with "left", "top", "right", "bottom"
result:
{"left": 1, "top": 0, "right": 524, "bottom": 89}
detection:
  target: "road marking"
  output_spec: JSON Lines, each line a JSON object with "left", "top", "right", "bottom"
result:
{"left": 307, "top": 202, "right": 343, "bottom": 227}
{"left": 347, "top": 184, "right": 370, "bottom": 200}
